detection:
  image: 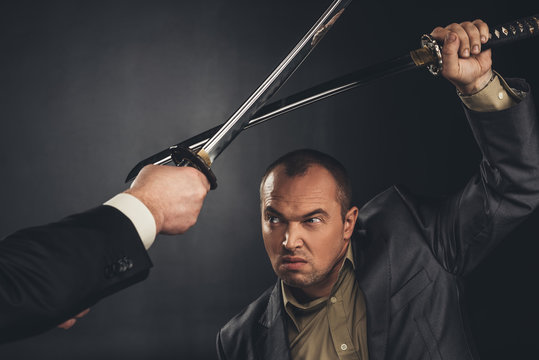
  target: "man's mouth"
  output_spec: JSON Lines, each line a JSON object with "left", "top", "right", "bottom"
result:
{"left": 280, "top": 256, "right": 307, "bottom": 270}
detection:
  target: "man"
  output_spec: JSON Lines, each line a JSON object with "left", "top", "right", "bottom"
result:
{"left": 0, "top": 164, "right": 209, "bottom": 343}
{"left": 216, "top": 19, "right": 539, "bottom": 359}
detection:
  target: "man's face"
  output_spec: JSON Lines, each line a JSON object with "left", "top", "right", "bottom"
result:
{"left": 260, "top": 164, "right": 357, "bottom": 298}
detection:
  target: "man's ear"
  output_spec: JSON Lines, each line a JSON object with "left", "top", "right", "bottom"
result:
{"left": 343, "top": 206, "right": 359, "bottom": 240}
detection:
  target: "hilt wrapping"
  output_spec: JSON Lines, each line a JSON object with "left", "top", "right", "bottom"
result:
{"left": 485, "top": 15, "right": 539, "bottom": 49}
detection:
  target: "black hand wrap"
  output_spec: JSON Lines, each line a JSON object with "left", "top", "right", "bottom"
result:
{"left": 484, "top": 15, "right": 539, "bottom": 50}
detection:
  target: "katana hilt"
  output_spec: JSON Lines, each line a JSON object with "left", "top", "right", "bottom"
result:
{"left": 486, "top": 14, "right": 539, "bottom": 49}
{"left": 170, "top": 145, "right": 218, "bottom": 189}
{"left": 419, "top": 34, "right": 443, "bottom": 76}
{"left": 409, "top": 35, "right": 443, "bottom": 76}
{"left": 414, "top": 14, "right": 539, "bottom": 76}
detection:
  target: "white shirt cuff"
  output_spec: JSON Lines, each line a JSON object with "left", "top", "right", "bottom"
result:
{"left": 104, "top": 193, "right": 157, "bottom": 250}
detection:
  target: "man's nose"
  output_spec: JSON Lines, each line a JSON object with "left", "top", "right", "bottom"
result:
{"left": 282, "top": 223, "right": 303, "bottom": 250}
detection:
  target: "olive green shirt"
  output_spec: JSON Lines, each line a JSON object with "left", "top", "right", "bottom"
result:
{"left": 282, "top": 245, "right": 368, "bottom": 360}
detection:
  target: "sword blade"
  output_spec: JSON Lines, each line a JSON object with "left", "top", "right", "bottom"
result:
{"left": 126, "top": 13, "right": 539, "bottom": 182}
{"left": 125, "top": 54, "right": 418, "bottom": 182}
{"left": 195, "top": 0, "right": 351, "bottom": 166}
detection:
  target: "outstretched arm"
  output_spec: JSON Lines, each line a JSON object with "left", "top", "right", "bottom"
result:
{"left": 0, "top": 165, "right": 209, "bottom": 342}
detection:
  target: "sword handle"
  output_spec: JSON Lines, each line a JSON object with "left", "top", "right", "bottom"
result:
{"left": 483, "top": 14, "right": 539, "bottom": 50}
{"left": 170, "top": 146, "right": 218, "bottom": 189}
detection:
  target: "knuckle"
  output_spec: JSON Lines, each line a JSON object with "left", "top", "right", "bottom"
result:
{"left": 143, "top": 164, "right": 158, "bottom": 174}
{"left": 431, "top": 26, "right": 443, "bottom": 33}
{"left": 183, "top": 166, "right": 198, "bottom": 176}
{"left": 196, "top": 187, "right": 206, "bottom": 200}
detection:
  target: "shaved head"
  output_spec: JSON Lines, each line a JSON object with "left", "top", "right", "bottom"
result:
{"left": 260, "top": 149, "right": 352, "bottom": 218}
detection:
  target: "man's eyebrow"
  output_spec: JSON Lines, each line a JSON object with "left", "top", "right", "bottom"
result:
{"left": 264, "top": 206, "right": 283, "bottom": 217}
{"left": 302, "top": 208, "right": 329, "bottom": 219}
{"left": 264, "top": 206, "right": 329, "bottom": 219}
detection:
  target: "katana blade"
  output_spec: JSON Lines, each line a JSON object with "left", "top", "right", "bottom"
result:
{"left": 200, "top": 0, "right": 351, "bottom": 166}
{"left": 126, "top": 13, "right": 539, "bottom": 183}
{"left": 172, "top": 0, "right": 352, "bottom": 189}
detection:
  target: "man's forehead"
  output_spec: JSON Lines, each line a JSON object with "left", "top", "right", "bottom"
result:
{"left": 260, "top": 164, "right": 338, "bottom": 205}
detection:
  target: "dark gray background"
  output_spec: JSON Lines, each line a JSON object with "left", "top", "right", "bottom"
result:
{"left": 1, "top": 0, "right": 538, "bottom": 359}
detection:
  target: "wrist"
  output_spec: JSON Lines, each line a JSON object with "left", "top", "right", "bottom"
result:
{"left": 455, "top": 70, "right": 494, "bottom": 96}
{"left": 124, "top": 189, "right": 164, "bottom": 234}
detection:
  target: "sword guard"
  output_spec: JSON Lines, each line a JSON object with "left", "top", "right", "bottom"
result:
{"left": 170, "top": 145, "right": 218, "bottom": 190}
{"left": 420, "top": 34, "right": 443, "bottom": 76}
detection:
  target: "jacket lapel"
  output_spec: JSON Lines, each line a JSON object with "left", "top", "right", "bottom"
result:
{"left": 353, "top": 226, "right": 391, "bottom": 360}
{"left": 255, "top": 281, "right": 291, "bottom": 360}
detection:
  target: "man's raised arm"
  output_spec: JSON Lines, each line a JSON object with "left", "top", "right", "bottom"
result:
{"left": 406, "top": 20, "right": 539, "bottom": 275}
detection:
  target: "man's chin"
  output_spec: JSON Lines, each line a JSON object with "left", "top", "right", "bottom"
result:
{"left": 279, "top": 273, "right": 312, "bottom": 289}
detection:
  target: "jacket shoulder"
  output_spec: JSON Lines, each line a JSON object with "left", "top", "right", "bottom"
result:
{"left": 219, "top": 285, "right": 274, "bottom": 338}
{"left": 357, "top": 186, "right": 405, "bottom": 222}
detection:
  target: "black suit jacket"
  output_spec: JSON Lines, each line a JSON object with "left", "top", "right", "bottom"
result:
{"left": 0, "top": 205, "right": 153, "bottom": 343}
{"left": 216, "top": 79, "right": 539, "bottom": 359}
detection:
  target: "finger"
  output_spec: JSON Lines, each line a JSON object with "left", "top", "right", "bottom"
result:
{"left": 461, "top": 21, "right": 481, "bottom": 55}
{"left": 447, "top": 23, "right": 471, "bottom": 57}
{"left": 475, "top": 48, "right": 493, "bottom": 72}
{"left": 430, "top": 26, "right": 450, "bottom": 43}
{"left": 472, "top": 19, "right": 490, "bottom": 44}
{"left": 440, "top": 31, "right": 460, "bottom": 78}
{"left": 58, "top": 318, "right": 76, "bottom": 330}
{"left": 74, "top": 308, "right": 90, "bottom": 318}
{"left": 188, "top": 166, "right": 210, "bottom": 192}
{"left": 200, "top": 172, "right": 210, "bottom": 192}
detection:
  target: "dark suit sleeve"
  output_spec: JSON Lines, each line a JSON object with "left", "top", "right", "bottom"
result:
{"left": 403, "top": 79, "right": 539, "bottom": 275}
{"left": 0, "top": 205, "right": 153, "bottom": 343}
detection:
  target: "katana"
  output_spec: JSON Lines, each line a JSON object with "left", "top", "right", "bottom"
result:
{"left": 126, "top": 13, "right": 539, "bottom": 184}
{"left": 137, "top": 0, "right": 352, "bottom": 189}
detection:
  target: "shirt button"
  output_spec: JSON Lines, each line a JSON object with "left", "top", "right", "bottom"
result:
{"left": 330, "top": 297, "right": 337, "bottom": 304}
{"left": 498, "top": 91, "right": 504, "bottom": 100}
{"left": 341, "top": 344, "right": 348, "bottom": 351}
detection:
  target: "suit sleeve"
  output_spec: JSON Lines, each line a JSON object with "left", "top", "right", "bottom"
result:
{"left": 405, "top": 78, "right": 539, "bottom": 275}
{"left": 0, "top": 205, "right": 153, "bottom": 343}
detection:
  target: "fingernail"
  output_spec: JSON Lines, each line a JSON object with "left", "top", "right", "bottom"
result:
{"left": 446, "top": 33, "right": 457, "bottom": 42}
{"left": 481, "top": 35, "right": 487, "bottom": 43}
{"left": 463, "top": 48, "right": 470, "bottom": 57}
{"left": 472, "top": 45, "right": 480, "bottom": 54}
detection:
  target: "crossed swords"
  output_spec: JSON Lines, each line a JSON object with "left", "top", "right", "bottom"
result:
{"left": 125, "top": 0, "right": 539, "bottom": 187}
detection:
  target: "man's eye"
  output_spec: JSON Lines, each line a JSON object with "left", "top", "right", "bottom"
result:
{"left": 305, "top": 217, "right": 322, "bottom": 224}
{"left": 268, "top": 216, "right": 280, "bottom": 224}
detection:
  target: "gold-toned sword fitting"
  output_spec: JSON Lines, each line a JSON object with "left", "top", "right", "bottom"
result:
{"left": 197, "top": 149, "right": 212, "bottom": 168}
{"left": 410, "top": 47, "right": 437, "bottom": 67}
{"left": 419, "top": 34, "right": 443, "bottom": 76}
